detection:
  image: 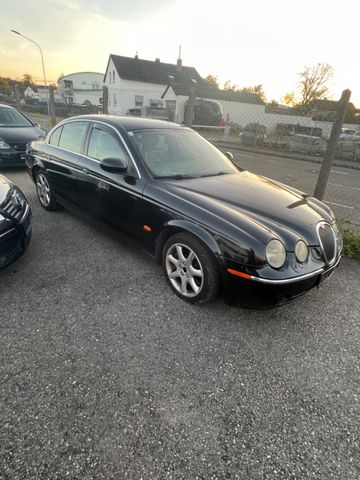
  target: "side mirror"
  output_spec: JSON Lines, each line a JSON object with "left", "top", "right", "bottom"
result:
{"left": 225, "top": 151, "right": 234, "bottom": 160}
{"left": 100, "top": 157, "right": 128, "bottom": 173}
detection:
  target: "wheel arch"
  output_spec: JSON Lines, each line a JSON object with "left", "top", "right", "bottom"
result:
{"left": 154, "top": 220, "right": 222, "bottom": 265}
{"left": 30, "top": 158, "right": 46, "bottom": 182}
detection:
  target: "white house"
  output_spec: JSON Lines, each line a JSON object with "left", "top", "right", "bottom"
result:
{"left": 103, "top": 54, "right": 207, "bottom": 115}
{"left": 57, "top": 72, "right": 103, "bottom": 106}
{"left": 24, "top": 86, "right": 39, "bottom": 100}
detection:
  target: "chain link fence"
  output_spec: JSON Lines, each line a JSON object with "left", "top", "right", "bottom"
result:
{"left": 4, "top": 84, "right": 359, "bottom": 227}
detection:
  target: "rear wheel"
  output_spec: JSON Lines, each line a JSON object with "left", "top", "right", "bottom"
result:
{"left": 162, "top": 232, "right": 220, "bottom": 304}
{"left": 35, "top": 170, "right": 61, "bottom": 211}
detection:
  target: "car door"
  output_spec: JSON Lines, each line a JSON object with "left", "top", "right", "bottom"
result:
{"left": 76, "top": 122, "right": 146, "bottom": 238}
{"left": 43, "top": 121, "right": 89, "bottom": 206}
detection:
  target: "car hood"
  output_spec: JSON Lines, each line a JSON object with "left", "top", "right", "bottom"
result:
{"left": 0, "top": 126, "right": 44, "bottom": 145}
{"left": 0, "top": 175, "right": 12, "bottom": 206}
{"left": 161, "top": 172, "right": 333, "bottom": 246}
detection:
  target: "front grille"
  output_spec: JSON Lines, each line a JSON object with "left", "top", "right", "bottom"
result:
{"left": 1, "top": 189, "right": 27, "bottom": 223}
{"left": 317, "top": 222, "right": 336, "bottom": 264}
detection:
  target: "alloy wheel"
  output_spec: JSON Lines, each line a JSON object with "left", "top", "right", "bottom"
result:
{"left": 36, "top": 173, "right": 51, "bottom": 207}
{"left": 165, "top": 243, "right": 204, "bottom": 297}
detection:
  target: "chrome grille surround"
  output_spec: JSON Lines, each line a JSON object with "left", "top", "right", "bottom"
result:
{"left": 1, "top": 188, "right": 27, "bottom": 223}
{"left": 316, "top": 221, "right": 337, "bottom": 265}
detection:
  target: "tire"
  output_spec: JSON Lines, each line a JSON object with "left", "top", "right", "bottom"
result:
{"left": 162, "top": 232, "right": 220, "bottom": 304}
{"left": 35, "top": 170, "right": 61, "bottom": 211}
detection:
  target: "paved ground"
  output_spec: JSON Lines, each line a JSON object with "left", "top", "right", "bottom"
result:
{"left": 1, "top": 170, "right": 360, "bottom": 479}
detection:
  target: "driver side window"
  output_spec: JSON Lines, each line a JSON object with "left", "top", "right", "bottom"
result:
{"left": 87, "top": 127, "right": 129, "bottom": 163}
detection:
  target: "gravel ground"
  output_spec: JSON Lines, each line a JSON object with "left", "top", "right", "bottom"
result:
{"left": 0, "top": 170, "right": 359, "bottom": 479}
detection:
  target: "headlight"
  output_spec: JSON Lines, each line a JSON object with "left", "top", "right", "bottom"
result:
{"left": 0, "top": 140, "right": 10, "bottom": 150}
{"left": 266, "top": 239, "right": 286, "bottom": 269}
{"left": 295, "top": 240, "right": 308, "bottom": 263}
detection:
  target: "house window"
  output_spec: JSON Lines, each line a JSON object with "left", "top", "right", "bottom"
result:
{"left": 64, "top": 80, "right": 73, "bottom": 89}
{"left": 135, "top": 95, "right": 144, "bottom": 107}
{"left": 113, "top": 71, "right": 115, "bottom": 83}
{"left": 113, "top": 93, "right": 117, "bottom": 107}
{"left": 109, "top": 71, "right": 111, "bottom": 84}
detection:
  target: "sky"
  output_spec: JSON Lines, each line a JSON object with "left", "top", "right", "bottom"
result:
{"left": 0, "top": 0, "right": 358, "bottom": 105}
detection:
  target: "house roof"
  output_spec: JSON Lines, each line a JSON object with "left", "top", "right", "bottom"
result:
{"left": 163, "top": 84, "right": 265, "bottom": 105}
{"left": 106, "top": 54, "right": 206, "bottom": 87}
{"left": 309, "top": 99, "right": 339, "bottom": 111}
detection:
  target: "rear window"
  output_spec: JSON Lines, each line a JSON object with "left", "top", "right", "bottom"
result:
{"left": 58, "top": 122, "right": 88, "bottom": 153}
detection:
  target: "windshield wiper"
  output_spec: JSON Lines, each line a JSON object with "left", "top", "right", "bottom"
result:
{"left": 200, "top": 171, "right": 229, "bottom": 178}
{"left": 153, "top": 174, "right": 198, "bottom": 180}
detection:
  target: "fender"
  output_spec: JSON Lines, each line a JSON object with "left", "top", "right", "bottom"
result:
{"left": 27, "top": 154, "right": 46, "bottom": 181}
{"left": 154, "top": 219, "right": 223, "bottom": 263}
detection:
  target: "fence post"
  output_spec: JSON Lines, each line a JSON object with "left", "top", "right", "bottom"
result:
{"left": 185, "top": 87, "right": 196, "bottom": 127}
{"left": 48, "top": 85, "right": 56, "bottom": 127}
{"left": 14, "top": 84, "right": 22, "bottom": 110}
{"left": 102, "top": 86, "right": 108, "bottom": 114}
{"left": 313, "top": 89, "right": 351, "bottom": 200}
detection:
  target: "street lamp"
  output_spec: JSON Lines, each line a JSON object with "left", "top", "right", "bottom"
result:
{"left": 10, "top": 29, "right": 50, "bottom": 116}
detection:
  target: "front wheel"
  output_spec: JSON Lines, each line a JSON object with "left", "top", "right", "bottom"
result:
{"left": 35, "top": 170, "right": 61, "bottom": 211}
{"left": 162, "top": 233, "right": 220, "bottom": 304}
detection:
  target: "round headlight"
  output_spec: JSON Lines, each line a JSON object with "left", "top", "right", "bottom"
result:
{"left": 295, "top": 240, "right": 308, "bottom": 263}
{"left": 266, "top": 239, "right": 286, "bottom": 269}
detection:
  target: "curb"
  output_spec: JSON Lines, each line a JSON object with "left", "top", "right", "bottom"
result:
{"left": 215, "top": 141, "right": 360, "bottom": 171}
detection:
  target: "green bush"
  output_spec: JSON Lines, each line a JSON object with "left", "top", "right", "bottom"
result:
{"left": 339, "top": 223, "right": 360, "bottom": 260}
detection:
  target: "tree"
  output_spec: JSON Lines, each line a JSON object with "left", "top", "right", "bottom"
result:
{"left": 241, "top": 84, "right": 267, "bottom": 102}
{"left": 297, "top": 63, "right": 333, "bottom": 112}
{"left": 282, "top": 91, "right": 296, "bottom": 107}
{"left": 267, "top": 99, "right": 279, "bottom": 108}
{"left": 223, "top": 80, "right": 239, "bottom": 92}
{"left": 22, "top": 73, "right": 34, "bottom": 85}
{"left": 0, "top": 77, "right": 9, "bottom": 93}
{"left": 204, "top": 74, "right": 219, "bottom": 88}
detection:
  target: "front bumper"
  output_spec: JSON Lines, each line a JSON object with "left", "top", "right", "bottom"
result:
{"left": 223, "top": 256, "right": 341, "bottom": 308}
{"left": 0, "top": 205, "right": 32, "bottom": 269}
{"left": 0, "top": 149, "right": 27, "bottom": 168}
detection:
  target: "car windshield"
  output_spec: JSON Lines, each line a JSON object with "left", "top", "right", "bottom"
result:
{"left": 131, "top": 129, "right": 238, "bottom": 178}
{"left": 0, "top": 108, "right": 34, "bottom": 127}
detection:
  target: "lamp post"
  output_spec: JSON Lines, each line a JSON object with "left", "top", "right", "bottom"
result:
{"left": 10, "top": 29, "right": 50, "bottom": 116}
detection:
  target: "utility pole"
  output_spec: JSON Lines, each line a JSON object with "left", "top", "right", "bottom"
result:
{"left": 185, "top": 87, "right": 196, "bottom": 127}
{"left": 48, "top": 85, "right": 56, "bottom": 127}
{"left": 313, "top": 89, "right": 351, "bottom": 200}
{"left": 14, "top": 84, "right": 21, "bottom": 110}
{"left": 102, "top": 85, "right": 108, "bottom": 114}
{"left": 10, "top": 30, "right": 50, "bottom": 117}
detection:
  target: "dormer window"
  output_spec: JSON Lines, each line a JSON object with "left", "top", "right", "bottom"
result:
{"left": 191, "top": 78, "right": 198, "bottom": 84}
{"left": 167, "top": 74, "right": 175, "bottom": 80}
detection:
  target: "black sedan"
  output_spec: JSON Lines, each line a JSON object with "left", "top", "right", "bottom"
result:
{"left": 0, "top": 104, "right": 45, "bottom": 168}
{"left": 26, "top": 115, "right": 342, "bottom": 306}
{"left": 0, "top": 175, "right": 32, "bottom": 269}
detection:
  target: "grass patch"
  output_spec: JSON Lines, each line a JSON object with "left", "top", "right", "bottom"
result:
{"left": 338, "top": 222, "right": 360, "bottom": 260}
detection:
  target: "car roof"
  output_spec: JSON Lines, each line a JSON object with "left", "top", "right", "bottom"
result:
{"left": 0, "top": 104, "right": 16, "bottom": 110}
{"left": 63, "top": 114, "right": 184, "bottom": 132}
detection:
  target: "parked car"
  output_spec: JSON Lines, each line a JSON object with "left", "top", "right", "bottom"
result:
{"left": 239, "top": 123, "right": 267, "bottom": 146}
{"left": 339, "top": 128, "right": 357, "bottom": 142}
{"left": 185, "top": 99, "right": 224, "bottom": 127}
{"left": 350, "top": 130, "right": 360, "bottom": 143}
{"left": 0, "top": 175, "right": 32, "bottom": 269}
{"left": 26, "top": 116, "right": 342, "bottom": 307}
{"left": 0, "top": 104, "right": 45, "bottom": 168}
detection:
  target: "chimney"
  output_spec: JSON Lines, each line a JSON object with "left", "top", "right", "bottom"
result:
{"left": 176, "top": 45, "right": 182, "bottom": 71}
{"left": 155, "top": 57, "right": 160, "bottom": 63}
{"left": 135, "top": 51, "right": 139, "bottom": 59}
